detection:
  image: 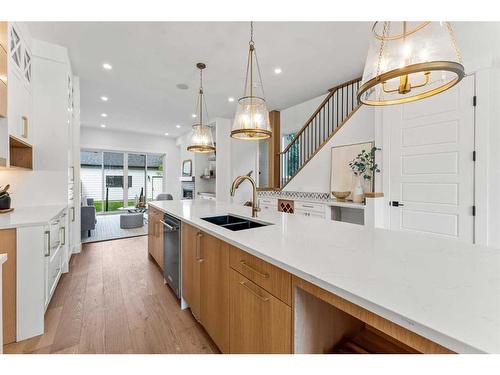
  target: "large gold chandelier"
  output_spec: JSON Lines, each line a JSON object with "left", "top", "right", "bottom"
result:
{"left": 357, "top": 22, "right": 465, "bottom": 106}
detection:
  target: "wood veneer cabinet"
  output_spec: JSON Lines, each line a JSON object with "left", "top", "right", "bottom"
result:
{"left": 229, "top": 269, "right": 291, "bottom": 353}
{"left": 0, "top": 229, "right": 16, "bottom": 345}
{"left": 181, "top": 223, "right": 229, "bottom": 352}
{"left": 181, "top": 223, "right": 201, "bottom": 320}
{"left": 147, "top": 206, "right": 164, "bottom": 268}
{"left": 179, "top": 220, "right": 451, "bottom": 354}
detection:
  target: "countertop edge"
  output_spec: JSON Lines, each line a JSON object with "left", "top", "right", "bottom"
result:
{"left": 151, "top": 201, "right": 484, "bottom": 354}
{"left": 0, "top": 205, "right": 67, "bottom": 230}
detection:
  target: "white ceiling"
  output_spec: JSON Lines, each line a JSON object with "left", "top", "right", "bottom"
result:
{"left": 25, "top": 22, "right": 372, "bottom": 136}
{"left": 25, "top": 22, "right": 500, "bottom": 137}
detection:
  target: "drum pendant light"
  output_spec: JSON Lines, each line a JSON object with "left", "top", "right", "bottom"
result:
{"left": 231, "top": 21, "right": 272, "bottom": 140}
{"left": 357, "top": 21, "right": 465, "bottom": 106}
{"left": 187, "top": 63, "right": 215, "bottom": 153}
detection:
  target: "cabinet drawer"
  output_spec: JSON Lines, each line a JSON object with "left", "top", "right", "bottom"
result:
{"left": 229, "top": 246, "right": 291, "bottom": 305}
{"left": 259, "top": 198, "right": 277, "bottom": 206}
{"left": 229, "top": 269, "right": 291, "bottom": 354}
{"left": 295, "top": 208, "right": 326, "bottom": 219}
{"left": 294, "top": 201, "right": 325, "bottom": 213}
{"left": 47, "top": 244, "right": 62, "bottom": 301}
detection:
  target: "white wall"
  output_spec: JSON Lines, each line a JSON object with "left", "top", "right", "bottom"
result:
{"left": 281, "top": 93, "right": 328, "bottom": 138}
{"left": 80, "top": 127, "right": 181, "bottom": 200}
{"left": 215, "top": 118, "right": 231, "bottom": 202}
{"left": 283, "top": 106, "right": 375, "bottom": 193}
{"left": 214, "top": 117, "right": 259, "bottom": 205}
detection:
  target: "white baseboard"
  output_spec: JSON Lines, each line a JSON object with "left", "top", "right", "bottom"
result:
{"left": 72, "top": 243, "right": 82, "bottom": 254}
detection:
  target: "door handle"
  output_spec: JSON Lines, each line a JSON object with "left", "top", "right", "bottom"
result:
{"left": 44, "top": 230, "right": 51, "bottom": 257}
{"left": 60, "top": 226, "right": 66, "bottom": 245}
{"left": 239, "top": 260, "right": 269, "bottom": 279}
{"left": 196, "top": 232, "right": 203, "bottom": 261}
{"left": 160, "top": 219, "right": 176, "bottom": 231}
{"left": 239, "top": 281, "right": 269, "bottom": 302}
{"left": 71, "top": 207, "right": 75, "bottom": 222}
{"left": 391, "top": 201, "right": 404, "bottom": 207}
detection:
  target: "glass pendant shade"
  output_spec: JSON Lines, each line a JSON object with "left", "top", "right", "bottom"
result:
{"left": 358, "top": 22, "right": 465, "bottom": 106}
{"left": 187, "top": 123, "right": 215, "bottom": 153}
{"left": 232, "top": 96, "right": 271, "bottom": 140}
{"left": 187, "top": 63, "right": 215, "bottom": 153}
{"left": 231, "top": 23, "right": 272, "bottom": 140}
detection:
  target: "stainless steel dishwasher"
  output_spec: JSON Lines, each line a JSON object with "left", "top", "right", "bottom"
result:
{"left": 161, "top": 213, "right": 181, "bottom": 298}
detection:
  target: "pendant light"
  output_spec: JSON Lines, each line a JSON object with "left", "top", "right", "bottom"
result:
{"left": 357, "top": 22, "right": 465, "bottom": 106}
{"left": 187, "top": 63, "right": 215, "bottom": 153}
{"left": 231, "top": 21, "right": 272, "bottom": 140}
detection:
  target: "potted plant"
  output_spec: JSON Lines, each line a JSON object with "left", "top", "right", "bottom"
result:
{"left": 348, "top": 147, "right": 380, "bottom": 203}
{"left": 0, "top": 184, "right": 11, "bottom": 210}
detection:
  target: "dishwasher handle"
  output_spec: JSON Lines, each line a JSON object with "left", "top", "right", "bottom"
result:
{"left": 160, "top": 219, "right": 179, "bottom": 232}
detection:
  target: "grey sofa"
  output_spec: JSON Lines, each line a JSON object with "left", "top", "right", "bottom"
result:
{"left": 81, "top": 205, "right": 97, "bottom": 238}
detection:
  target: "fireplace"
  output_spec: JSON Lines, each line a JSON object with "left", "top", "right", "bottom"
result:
{"left": 182, "top": 181, "right": 195, "bottom": 200}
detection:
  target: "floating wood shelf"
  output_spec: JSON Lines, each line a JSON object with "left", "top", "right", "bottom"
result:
{"left": 9, "top": 136, "right": 33, "bottom": 170}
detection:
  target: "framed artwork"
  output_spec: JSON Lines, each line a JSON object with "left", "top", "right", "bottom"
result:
{"left": 330, "top": 141, "right": 374, "bottom": 199}
{"left": 182, "top": 159, "right": 192, "bottom": 177}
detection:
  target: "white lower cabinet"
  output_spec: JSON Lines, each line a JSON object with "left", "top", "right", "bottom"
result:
{"left": 259, "top": 197, "right": 277, "bottom": 211}
{"left": 16, "top": 210, "right": 67, "bottom": 341}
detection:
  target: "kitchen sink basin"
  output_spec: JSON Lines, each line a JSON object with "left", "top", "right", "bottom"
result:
{"left": 201, "top": 215, "right": 271, "bottom": 231}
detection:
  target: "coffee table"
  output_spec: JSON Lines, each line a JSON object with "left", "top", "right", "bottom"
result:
{"left": 118, "top": 206, "right": 147, "bottom": 213}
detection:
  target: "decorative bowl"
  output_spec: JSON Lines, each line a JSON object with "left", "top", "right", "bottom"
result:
{"left": 332, "top": 191, "right": 350, "bottom": 202}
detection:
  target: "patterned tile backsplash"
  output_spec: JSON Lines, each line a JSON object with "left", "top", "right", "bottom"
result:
{"left": 257, "top": 190, "right": 331, "bottom": 202}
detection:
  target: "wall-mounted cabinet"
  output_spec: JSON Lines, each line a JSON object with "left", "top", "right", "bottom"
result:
{"left": 0, "top": 22, "right": 34, "bottom": 169}
{"left": 9, "top": 136, "right": 32, "bottom": 169}
{"left": 7, "top": 23, "right": 33, "bottom": 146}
{"left": 0, "top": 22, "right": 7, "bottom": 118}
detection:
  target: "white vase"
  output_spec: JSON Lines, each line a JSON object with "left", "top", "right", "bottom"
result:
{"left": 352, "top": 176, "right": 364, "bottom": 203}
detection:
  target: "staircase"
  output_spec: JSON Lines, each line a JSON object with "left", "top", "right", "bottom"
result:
{"left": 279, "top": 77, "right": 362, "bottom": 189}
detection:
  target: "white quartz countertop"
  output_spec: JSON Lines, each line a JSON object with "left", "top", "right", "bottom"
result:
{"left": 0, "top": 205, "right": 67, "bottom": 230}
{"left": 149, "top": 199, "right": 500, "bottom": 354}
{"left": 0, "top": 253, "right": 7, "bottom": 265}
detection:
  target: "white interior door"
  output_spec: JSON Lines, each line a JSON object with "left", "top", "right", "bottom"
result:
{"left": 388, "top": 75, "right": 475, "bottom": 242}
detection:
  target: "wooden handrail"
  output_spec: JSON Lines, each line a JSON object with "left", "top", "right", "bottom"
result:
{"left": 278, "top": 76, "right": 362, "bottom": 189}
{"left": 280, "top": 77, "right": 362, "bottom": 155}
{"left": 327, "top": 76, "right": 363, "bottom": 92}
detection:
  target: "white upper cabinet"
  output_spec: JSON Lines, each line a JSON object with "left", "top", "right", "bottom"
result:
{"left": 8, "top": 23, "right": 33, "bottom": 145}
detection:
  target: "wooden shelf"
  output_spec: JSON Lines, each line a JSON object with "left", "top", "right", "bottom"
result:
{"left": 9, "top": 136, "right": 33, "bottom": 170}
{"left": 333, "top": 326, "right": 418, "bottom": 354}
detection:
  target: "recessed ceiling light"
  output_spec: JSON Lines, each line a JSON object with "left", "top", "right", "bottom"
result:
{"left": 100, "top": 124, "right": 106, "bottom": 128}
{"left": 102, "top": 63, "right": 112, "bottom": 70}
{"left": 176, "top": 83, "right": 189, "bottom": 90}
{"left": 176, "top": 125, "right": 181, "bottom": 128}
{"left": 100, "top": 96, "right": 108, "bottom": 102}
{"left": 192, "top": 114, "right": 197, "bottom": 118}
{"left": 228, "top": 97, "right": 235, "bottom": 102}
{"left": 164, "top": 132, "right": 169, "bottom": 136}
{"left": 274, "top": 67, "right": 282, "bottom": 75}
{"left": 101, "top": 113, "right": 107, "bottom": 118}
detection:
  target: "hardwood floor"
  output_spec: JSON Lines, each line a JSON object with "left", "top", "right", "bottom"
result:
{"left": 3, "top": 236, "right": 219, "bottom": 354}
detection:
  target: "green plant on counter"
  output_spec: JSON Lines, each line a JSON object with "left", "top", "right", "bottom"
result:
{"left": 348, "top": 147, "right": 381, "bottom": 181}
{"left": 0, "top": 184, "right": 10, "bottom": 198}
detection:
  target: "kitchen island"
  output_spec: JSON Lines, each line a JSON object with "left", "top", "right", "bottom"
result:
{"left": 148, "top": 199, "right": 500, "bottom": 354}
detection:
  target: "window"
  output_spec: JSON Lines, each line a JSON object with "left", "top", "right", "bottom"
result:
{"left": 80, "top": 150, "right": 165, "bottom": 213}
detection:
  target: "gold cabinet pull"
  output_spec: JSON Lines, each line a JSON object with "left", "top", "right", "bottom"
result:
{"left": 21, "top": 116, "right": 29, "bottom": 138}
{"left": 239, "top": 260, "right": 269, "bottom": 279}
{"left": 196, "top": 232, "right": 203, "bottom": 261}
{"left": 239, "top": 281, "right": 269, "bottom": 302}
